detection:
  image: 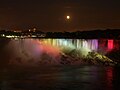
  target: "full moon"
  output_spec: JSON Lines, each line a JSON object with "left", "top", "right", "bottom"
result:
{"left": 67, "top": 16, "right": 70, "bottom": 20}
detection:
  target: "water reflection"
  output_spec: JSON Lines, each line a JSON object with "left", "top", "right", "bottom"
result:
{"left": 0, "top": 66, "right": 120, "bottom": 90}
{"left": 106, "top": 67, "right": 113, "bottom": 90}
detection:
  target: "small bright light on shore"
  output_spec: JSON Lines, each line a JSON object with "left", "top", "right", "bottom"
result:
{"left": 67, "top": 16, "right": 70, "bottom": 19}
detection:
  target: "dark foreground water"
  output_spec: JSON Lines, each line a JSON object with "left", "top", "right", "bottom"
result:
{"left": 0, "top": 65, "right": 120, "bottom": 90}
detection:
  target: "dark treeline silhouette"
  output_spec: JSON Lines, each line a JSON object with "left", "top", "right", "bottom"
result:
{"left": 39, "top": 29, "right": 120, "bottom": 39}
{"left": 0, "top": 29, "right": 120, "bottom": 39}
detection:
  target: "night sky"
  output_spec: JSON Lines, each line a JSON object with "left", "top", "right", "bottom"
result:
{"left": 0, "top": 0, "right": 120, "bottom": 31}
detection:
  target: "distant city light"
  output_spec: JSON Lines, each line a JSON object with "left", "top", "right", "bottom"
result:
{"left": 67, "top": 16, "right": 70, "bottom": 20}
{"left": 2, "top": 34, "right": 5, "bottom": 37}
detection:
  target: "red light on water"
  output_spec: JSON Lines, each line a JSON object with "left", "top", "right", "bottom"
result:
{"left": 106, "top": 67, "right": 113, "bottom": 89}
{"left": 108, "top": 40, "right": 114, "bottom": 50}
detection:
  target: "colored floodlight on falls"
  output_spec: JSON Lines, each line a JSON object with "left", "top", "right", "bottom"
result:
{"left": 108, "top": 40, "right": 114, "bottom": 50}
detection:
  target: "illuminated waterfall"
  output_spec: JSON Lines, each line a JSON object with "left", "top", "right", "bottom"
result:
{"left": 40, "top": 39, "right": 98, "bottom": 51}
{"left": 4, "top": 39, "right": 118, "bottom": 65}
{"left": 108, "top": 40, "right": 114, "bottom": 51}
{"left": 38, "top": 39, "right": 99, "bottom": 56}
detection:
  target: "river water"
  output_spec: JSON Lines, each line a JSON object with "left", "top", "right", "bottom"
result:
{"left": 0, "top": 65, "right": 120, "bottom": 90}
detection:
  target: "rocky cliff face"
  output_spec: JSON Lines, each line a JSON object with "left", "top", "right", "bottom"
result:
{"left": 0, "top": 38, "right": 10, "bottom": 68}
